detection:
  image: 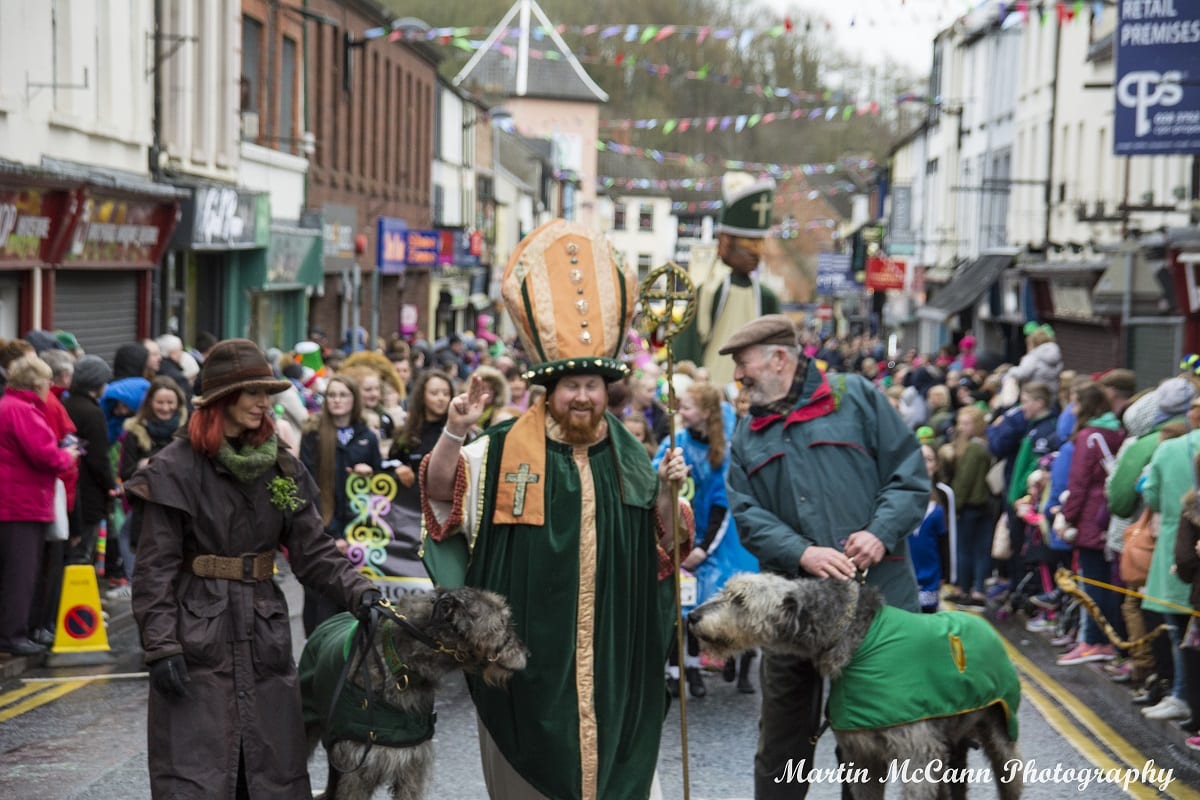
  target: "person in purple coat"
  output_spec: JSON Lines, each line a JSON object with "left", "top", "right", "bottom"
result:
{"left": 1057, "top": 382, "right": 1125, "bottom": 666}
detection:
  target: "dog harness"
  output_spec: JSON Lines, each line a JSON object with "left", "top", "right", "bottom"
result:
{"left": 299, "top": 613, "right": 436, "bottom": 749}
{"left": 826, "top": 606, "right": 1020, "bottom": 740}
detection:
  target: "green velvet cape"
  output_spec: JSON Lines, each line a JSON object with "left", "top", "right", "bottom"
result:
{"left": 423, "top": 418, "right": 675, "bottom": 800}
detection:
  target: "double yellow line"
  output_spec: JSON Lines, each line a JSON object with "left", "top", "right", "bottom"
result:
{"left": 1003, "top": 640, "right": 1200, "bottom": 800}
{"left": 0, "top": 679, "right": 91, "bottom": 724}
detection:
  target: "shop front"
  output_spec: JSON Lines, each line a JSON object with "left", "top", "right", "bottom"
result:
{"left": 432, "top": 227, "right": 484, "bottom": 340}
{"left": 378, "top": 222, "right": 438, "bottom": 341}
{"left": 0, "top": 169, "right": 78, "bottom": 340}
{"left": 162, "top": 185, "right": 268, "bottom": 345}
{"left": 238, "top": 223, "right": 323, "bottom": 351}
{"left": 55, "top": 189, "right": 180, "bottom": 363}
{"left": 1021, "top": 260, "right": 1116, "bottom": 378}
{"left": 919, "top": 250, "right": 1019, "bottom": 361}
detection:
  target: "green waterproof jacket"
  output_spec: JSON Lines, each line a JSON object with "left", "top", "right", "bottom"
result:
{"left": 1142, "top": 428, "right": 1200, "bottom": 613}
{"left": 727, "top": 368, "right": 926, "bottom": 610}
{"left": 1107, "top": 418, "right": 1182, "bottom": 519}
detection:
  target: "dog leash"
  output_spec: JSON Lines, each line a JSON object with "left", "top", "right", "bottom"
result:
{"left": 324, "top": 611, "right": 385, "bottom": 774}
{"left": 323, "top": 595, "right": 462, "bottom": 775}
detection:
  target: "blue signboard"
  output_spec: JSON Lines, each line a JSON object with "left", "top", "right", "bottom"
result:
{"left": 377, "top": 216, "right": 407, "bottom": 274}
{"left": 1115, "top": 1, "right": 1200, "bottom": 155}
{"left": 816, "top": 252, "right": 858, "bottom": 296}
{"left": 403, "top": 230, "right": 439, "bottom": 268}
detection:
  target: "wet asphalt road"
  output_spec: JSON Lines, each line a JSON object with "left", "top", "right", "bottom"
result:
{"left": 1, "top": 565, "right": 1197, "bottom": 798}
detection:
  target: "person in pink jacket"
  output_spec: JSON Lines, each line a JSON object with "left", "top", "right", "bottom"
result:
{"left": 0, "top": 355, "right": 80, "bottom": 656}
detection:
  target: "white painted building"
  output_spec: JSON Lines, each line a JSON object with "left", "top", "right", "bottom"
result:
{"left": 1047, "top": 8, "right": 1193, "bottom": 248}
{"left": 158, "top": 0, "right": 241, "bottom": 184}
{"left": 595, "top": 194, "right": 677, "bottom": 283}
{"left": 0, "top": 0, "right": 154, "bottom": 175}
{"left": 0, "top": 0, "right": 183, "bottom": 355}
{"left": 429, "top": 80, "right": 483, "bottom": 339}
{"left": 239, "top": 143, "right": 308, "bottom": 222}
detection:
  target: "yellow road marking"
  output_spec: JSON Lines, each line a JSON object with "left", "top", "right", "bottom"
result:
{"left": 0, "top": 682, "right": 49, "bottom": 709}
{"left": 22, "top": 672, "right": 148, "bottom": 683}
{"left": 1020, "top": 680, "right": 1162, "bottom": 800}
{"left": 1003, "top": 639, "right": 1200, "bottom": 800}
{"left": 0, "top": 680, "right": 89, "bottom": 723}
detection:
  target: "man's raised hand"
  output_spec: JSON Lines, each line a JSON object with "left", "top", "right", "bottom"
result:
{"left": 448, "top": 374, "right": 494, "bottom": 431}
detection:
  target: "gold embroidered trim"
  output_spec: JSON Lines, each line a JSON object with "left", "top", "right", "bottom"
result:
{"left": 591, "top": 234, "right": 619, "bottom": 356}
{"left": 573, "top": 443, "right": 599, "bottom": 800}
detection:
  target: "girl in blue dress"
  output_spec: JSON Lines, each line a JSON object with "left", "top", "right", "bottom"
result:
{"left": 654, "top": 382, "right": 760, "bottom": 694}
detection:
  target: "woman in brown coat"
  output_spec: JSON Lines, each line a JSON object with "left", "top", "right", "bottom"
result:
{"left": 129, "top": 340, "right": 380, "bottom": 799}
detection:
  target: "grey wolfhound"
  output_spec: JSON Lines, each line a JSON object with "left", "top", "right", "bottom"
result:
{"left": 301, "top": 587, "right": 528, "bottom": 800}
{"left": 689, "top": 573, "right": 1022, "bottom": 800}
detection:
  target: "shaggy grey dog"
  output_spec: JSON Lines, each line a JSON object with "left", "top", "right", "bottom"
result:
{"left": 689, "top": 573, "right": 1021, "bottom": 800}
{"left": 302, "top": 587, "right": 528, "bottom": 800}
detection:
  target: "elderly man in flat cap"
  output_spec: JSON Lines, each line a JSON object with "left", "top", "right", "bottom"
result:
{"left": 718, "top": 314, "right": 928, "bottom": 799}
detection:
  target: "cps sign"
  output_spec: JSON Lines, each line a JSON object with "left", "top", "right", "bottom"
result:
{"left": 1115, "top": 1, "right": 1200, "bottom": 155}
{"left": 1117, "top": 70, "right": 1183, "bottom": 138}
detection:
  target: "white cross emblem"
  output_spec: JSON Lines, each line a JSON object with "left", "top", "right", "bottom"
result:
{"left": 751, "top": 194, "right": 771, "bottom": 227}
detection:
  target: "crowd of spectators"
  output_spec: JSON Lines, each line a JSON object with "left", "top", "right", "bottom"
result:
{"left": 4, "top": 318, "right": 1200, "bottom": 753}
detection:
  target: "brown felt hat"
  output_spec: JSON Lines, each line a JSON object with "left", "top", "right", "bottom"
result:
{"left": 193, "top": 338, "right": 291, "bottom": 407}
{"left": 717, "top": 314, "right": 798, "bottom": 356}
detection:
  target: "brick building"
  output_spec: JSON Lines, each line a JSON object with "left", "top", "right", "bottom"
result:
{"left": 243, "top": 0, "right": 439, "bottom": 348}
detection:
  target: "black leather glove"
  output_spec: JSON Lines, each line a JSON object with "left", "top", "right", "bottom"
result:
{"left": 149, "top": 654, "right": 191, "bottom": 698}
{"left": 355, "top": 589, "right": 383, "bottom": 624}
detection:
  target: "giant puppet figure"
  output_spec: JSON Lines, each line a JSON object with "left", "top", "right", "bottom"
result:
{"left": 675, "top": 172, "right": 779, "bottom": 389}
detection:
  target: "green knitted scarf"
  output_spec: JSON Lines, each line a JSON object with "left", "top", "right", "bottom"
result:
{"left": 215, "top": 436, "right": 279, "bottom": 483}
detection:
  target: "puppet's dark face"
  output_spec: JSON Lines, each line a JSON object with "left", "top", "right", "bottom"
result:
{"left": 717, "top": 233, "right": 765, "bottom": 275}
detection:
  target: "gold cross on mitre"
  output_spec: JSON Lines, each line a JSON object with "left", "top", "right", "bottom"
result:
{"left": 504, "top": 463, "right": 541, "bottom": 517}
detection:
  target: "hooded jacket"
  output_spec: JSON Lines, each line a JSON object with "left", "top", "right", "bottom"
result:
{"left": 101, "top": 377, "right": 150, "bottom": 445}
{"left": 1062, "top": 413, "right": 1124, "bottom": 550}
{"left": 1009, "top": 341, "right": 1064, "bottom": 394}
{"left": 118, "top": 409, "right": 188, "bottom": 483}
{"left": 1143, "top": 429, "right": 1200, "bottom": 614}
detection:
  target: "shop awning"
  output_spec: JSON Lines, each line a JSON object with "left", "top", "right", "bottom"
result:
{"left": 918, "top": 251, "right": 1016, "bottom": 321}
{"left": 1092, "top": 248, "right": 1172, "bottom": 317}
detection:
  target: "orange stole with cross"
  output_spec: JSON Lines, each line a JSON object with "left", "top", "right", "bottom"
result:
{"left": 493, "top": 399, "right": 548, "bottom": 525}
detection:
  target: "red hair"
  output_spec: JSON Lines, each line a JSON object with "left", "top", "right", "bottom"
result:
{"left": 189, "top": 392, "right": 276, "bottom": 457}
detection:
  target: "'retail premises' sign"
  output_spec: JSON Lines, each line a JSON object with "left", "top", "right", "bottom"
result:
{"left": 1115, "top": 0, "right": 1200, "bottom": 155}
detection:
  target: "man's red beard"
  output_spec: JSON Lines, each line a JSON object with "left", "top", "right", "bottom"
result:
{"left": 548, "top": 402, "right": 606, "bottom": 444}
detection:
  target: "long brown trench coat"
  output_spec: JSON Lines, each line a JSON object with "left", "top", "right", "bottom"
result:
{"left": 128, "top": 437, "right": 372, "bottom": 799}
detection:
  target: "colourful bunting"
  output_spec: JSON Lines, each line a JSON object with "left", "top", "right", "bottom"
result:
{"left": 600, "top": 103, "right": 879, "bottom": 132}
{"left": 353, "top": 7, "right": 1096, "bottom": 50}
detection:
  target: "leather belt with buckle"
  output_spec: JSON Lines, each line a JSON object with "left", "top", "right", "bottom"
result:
{"left": 187, "top": 552, "right": 275, "bottom": 582}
